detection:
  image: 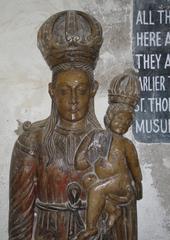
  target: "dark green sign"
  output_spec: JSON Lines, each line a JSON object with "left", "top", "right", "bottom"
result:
{"left": 133, "top": 0, "right": 170, "bottom": 143}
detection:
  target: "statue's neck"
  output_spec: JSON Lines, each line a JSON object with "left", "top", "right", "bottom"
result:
{"left": 56, "top": 117, "right": 87, "bottom": 132}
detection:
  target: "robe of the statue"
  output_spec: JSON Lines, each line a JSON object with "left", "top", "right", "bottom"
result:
{"left": 9, "top": 123, "right": 91, "bottom": 240}
{"left": 9, "top": 124, "right": 138, "bottom": 240}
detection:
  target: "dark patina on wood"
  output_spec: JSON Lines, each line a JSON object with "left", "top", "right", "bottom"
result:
{"left": 9, "top": 10, "right": 142, "bottom": 240}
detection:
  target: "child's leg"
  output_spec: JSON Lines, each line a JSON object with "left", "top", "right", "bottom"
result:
{"left": 76, "top": 184, "right": 105, "bottom": 240}
{"left": 86, "top": 184, "right": 105, "bottom": 229}
{"left": 86, "top": 177, "right": 120, "bottom": 229}
{"left": 76, "top": 178, "right": 120, "bottom": 240}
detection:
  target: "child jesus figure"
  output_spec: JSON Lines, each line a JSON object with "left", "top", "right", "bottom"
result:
{"left": 74, "top": 69, "right": 143, "bottom": 240}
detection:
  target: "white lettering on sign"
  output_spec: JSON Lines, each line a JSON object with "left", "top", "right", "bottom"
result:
{"left": 157, "top": 10, "right": 170, "bottom": 24}
{"left": 135, "top": 98, "right": 145, "bottom": 112}
{"left": 135, "top": 119, "right": 170, "bottom": 134}
{"left": 139, "top": 76, "right": 165, "bottom": 91}
{"left": 148, "top": 98, "right": 170, "bottom": 112}
{"left": 164, "top": 54, "right": 170, "bottom": 69}
{"left": 136, "top": 10, "right": 155, "bottom": 25}
{"left": 165, "top": 32, "right": 170, "bottom": 46}
{"left": 136, "top": 54, "right": 161, "bottom": 69}
{"left": 137, "top": 32, "right": 162, "bottom": 47}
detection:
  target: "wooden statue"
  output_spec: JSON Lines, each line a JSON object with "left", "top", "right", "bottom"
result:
{"left": 8, "top": 10, "right": 142, "bottom": 240}
{"left": 74, "top": 69, "right": 143, "bottom": 240}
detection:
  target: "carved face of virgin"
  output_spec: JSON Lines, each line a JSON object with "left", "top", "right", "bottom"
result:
{"left": 50, "top": 69, "right": 93, "bottom": 122}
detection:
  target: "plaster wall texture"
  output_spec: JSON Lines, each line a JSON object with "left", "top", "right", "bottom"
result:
{"left": 0, "top": 0, "right": 169, "bottom": 239}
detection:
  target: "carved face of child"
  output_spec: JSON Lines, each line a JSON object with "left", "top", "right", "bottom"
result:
{"left": 109, "top": 111, "right": 133, "bottom": 135}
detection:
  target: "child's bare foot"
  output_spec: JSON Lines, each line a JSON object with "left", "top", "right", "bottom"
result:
{"left": 75, "top": 228, "right": 98, "bottom": 240}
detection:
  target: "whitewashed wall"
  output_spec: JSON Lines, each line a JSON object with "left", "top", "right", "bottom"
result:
{"left": 0, "top": 0, "right": 170, "bottom": 239}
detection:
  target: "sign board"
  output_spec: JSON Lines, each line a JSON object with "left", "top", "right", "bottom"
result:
{"left": 133, "top": 0, "right": 170, "bottom": 143}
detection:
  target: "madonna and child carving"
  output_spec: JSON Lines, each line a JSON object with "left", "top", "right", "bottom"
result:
{"left": 9, "top": 10, "right": 142, "bottom": 240}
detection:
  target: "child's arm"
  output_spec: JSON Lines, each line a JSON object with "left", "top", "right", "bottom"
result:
{"left": 124, "top": 138, "right": 143, "bottom": 200}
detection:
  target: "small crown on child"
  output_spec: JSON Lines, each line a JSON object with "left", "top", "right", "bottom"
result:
{"left": 108, "top": 69, "right": 140, "bottom": 107}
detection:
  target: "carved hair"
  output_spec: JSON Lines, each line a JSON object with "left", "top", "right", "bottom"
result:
{"left": 52, "top": 63, "right": 94, "bottom": 82}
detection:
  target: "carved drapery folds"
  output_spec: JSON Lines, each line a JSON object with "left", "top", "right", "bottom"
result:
{"left": 9, "top": 10, "right": 142, "bottom": 240}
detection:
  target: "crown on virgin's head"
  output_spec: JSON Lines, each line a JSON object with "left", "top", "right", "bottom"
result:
{"left": 108, "top": 69, "right": 140, "bottom": 107}
{"left": 37, "top": 10, "right": 103, "bottom": 70}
